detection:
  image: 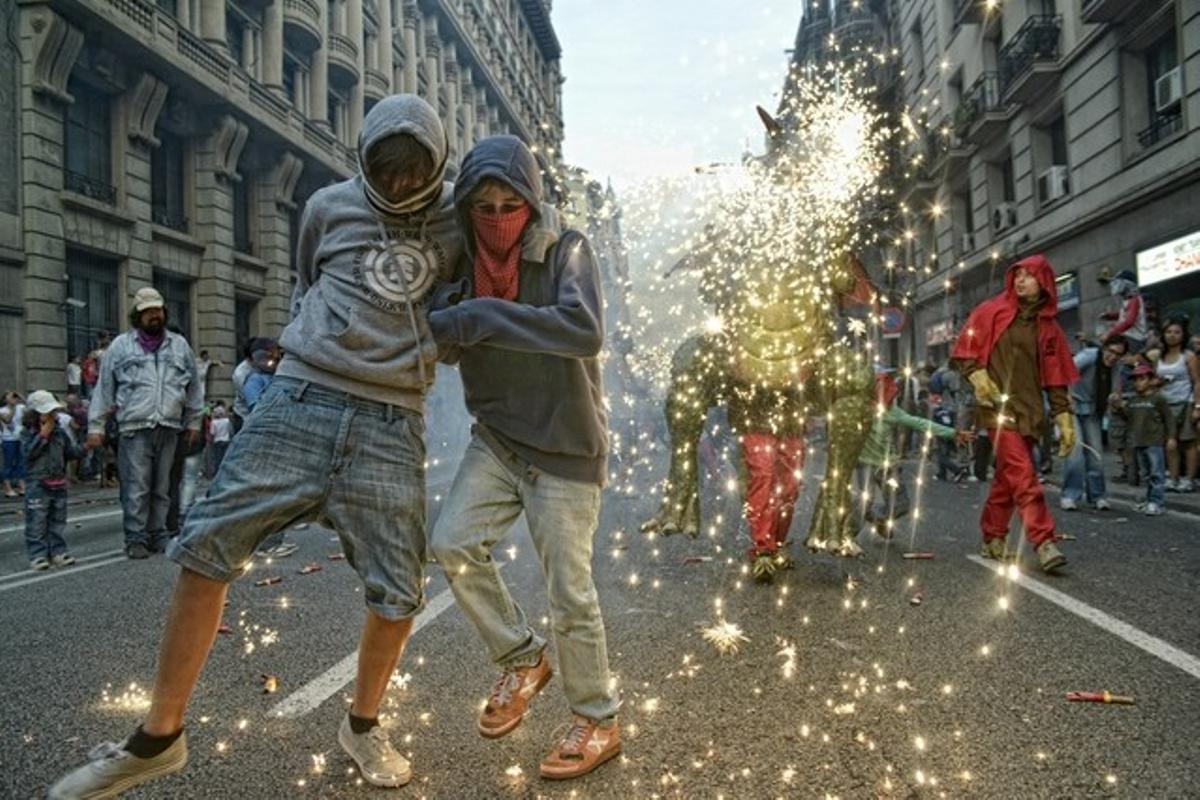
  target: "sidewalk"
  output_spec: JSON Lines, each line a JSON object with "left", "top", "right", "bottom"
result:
{"left": 1042, "top": 450, "right": 1200, "bottom": 516}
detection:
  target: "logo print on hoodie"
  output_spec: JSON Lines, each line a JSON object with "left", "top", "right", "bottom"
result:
{"left": 353, "top": 230, "right": 447, "bottom": 312}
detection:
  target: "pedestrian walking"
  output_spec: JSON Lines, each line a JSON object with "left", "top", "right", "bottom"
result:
{"left": 51, "top": 93, "right": 461, "bottom": 799}
{"left": 1, "top": 391, "right": 27, "bottom": 497}
{"left": 85, "top": 287, "right": 203, "bottom": 560}
{"left": 1155, "top": 317, "right": 1199, "bottom": 492}
{"left": 21, "top": 390, "right": 84, "bottom": 570}
{"left": 951, "top": 255, "right": 1078, "bottom": 573}
{"left": 1114, "top": 362, "right": 1177, "bottom": 515}
{"left": 1061, "top": 336, "right": 1127, "bottom": 511}
{"left": 428, "top": 135, "right": 621, "bottom": 780}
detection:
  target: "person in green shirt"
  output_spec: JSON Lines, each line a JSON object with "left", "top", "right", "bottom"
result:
{"left": 855, "top": 368, "right": 973, "bottom": 537}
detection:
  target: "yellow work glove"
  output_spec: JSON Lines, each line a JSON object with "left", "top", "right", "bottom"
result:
{"left": 969, "top": 369, "right": 1002, "bottom": 408}
{"left": 1056, "top": 411, "right": 1076, "bottom": 459}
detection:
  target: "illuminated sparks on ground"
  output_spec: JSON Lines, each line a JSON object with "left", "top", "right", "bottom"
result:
{"left": 701, "top": 620, "right": 750, "bottom": 654}
{"left": 97, "top": 683, "right": 151, "bottom": 713}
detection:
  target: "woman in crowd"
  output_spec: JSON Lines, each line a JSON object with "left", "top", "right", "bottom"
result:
{"left": 1156, "top": 317, "right": 1200, "bottom": 492}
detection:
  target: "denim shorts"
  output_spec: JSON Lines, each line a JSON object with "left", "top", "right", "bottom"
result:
{"left": 168, "top": 377, "right": 428, "bottom": 620}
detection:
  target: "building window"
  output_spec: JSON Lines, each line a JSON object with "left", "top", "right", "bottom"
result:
{"left": 328, "top": 90, "right": 350, "bottom": 143}
{"left": 232, "top": 177, "right": 253, "bottom": 255}
{"left": 1138, "top": 31, "right": 1182, "bottom": 149}
{"left": 151, "top": 129, "right": 188, "bottom": 232}
{"left": 63, "top": 77, "right": 115, "bottom": 204}
{"left": 283, "top": 52, "right": 310, "bottom": 114}
{"left": 234, "top": 296, "right": 258, "bottom": 350}
{"left": 910, "top": 18, "right": 926, "bottom": 84}
{"left": 65, "top": 249, "right": 120, "bottom": 359}
{"left": 153, "top": 271, "right": 193, "bottom": 342}
{"left": 1000, "top": 151, "right": 1016, "bottom": 202}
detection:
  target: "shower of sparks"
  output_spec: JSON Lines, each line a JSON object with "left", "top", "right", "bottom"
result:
{"left": 701, "top": 620, "right": 750, "bottom": 655}
{"left": 97, "top": 682, "right": 151, "bottom": 713}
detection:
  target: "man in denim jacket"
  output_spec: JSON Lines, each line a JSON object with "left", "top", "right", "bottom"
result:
{"left": 87, "top": 287, "right": 202, "bottom": 559}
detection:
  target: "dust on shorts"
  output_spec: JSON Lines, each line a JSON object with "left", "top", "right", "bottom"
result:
{"left": 167, "top": 378, "right": 427, "bottom": 620}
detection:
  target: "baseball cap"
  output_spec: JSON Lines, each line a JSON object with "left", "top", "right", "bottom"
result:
{"left": 26, "top": 390, "right": 63, "bottom": 415}
{"left": 133, "top": 287, "right": 166, "bottom": 312}
{"left": 1131, "top": 363, "right": 1155, "bottom": 378}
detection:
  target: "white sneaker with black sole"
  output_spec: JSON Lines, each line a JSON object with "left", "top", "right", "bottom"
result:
{"left": 1059, "top": 497, "right": 1078, "bottom": 511}
{"left": 48, "top": 734, "right": 187, "bottom": 799}
{"left": 338, "top": 714, "right": 411, "bottom": 788}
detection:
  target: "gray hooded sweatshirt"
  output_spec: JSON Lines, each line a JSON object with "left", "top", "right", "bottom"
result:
{"left": 428, "top": 135, "right": 609, "bottom": 484}
{"left": 276, "top": 95, "right": 462, "bottom": 411}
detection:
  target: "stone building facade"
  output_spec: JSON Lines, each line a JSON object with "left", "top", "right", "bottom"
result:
{"left": 894, "top": 0, "right": 1200, "bottom": 366}
{"left": 0, "top": 0, "right": 564, "bottom": 398}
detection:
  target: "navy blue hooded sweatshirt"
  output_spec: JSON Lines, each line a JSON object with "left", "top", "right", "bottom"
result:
{"left": 427, "top": 135, "right": 609, "bottom": 484}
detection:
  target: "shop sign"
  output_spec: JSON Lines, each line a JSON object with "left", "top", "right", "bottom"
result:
{"left": 1056, "top": 272, "right": 1080, "bottom": 311}
{"left": 1136, "top": 230, "right": 1200, "bottom": 288}
{"left": 926, "top": 319, "right": 957, "bottom": 346}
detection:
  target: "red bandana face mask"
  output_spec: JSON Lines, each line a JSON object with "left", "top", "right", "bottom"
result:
{"left": 471, "top": 205, "right": 531, "bottom": 301}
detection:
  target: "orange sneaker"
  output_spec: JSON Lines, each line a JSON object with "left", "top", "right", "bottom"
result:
{"left": 539, "top": 716, "right": 621, "bottom": 780}
{"left": 478, "top": 654, "right": 553, "bottom": 739}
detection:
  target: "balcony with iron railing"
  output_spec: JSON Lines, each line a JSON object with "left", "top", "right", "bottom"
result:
{"left": 1137, "top": 110, "right": 1184, "bottom": 150}
{"left": 833, "top": 0, "right": 876, "bottom": 32}
{"left": 998, "top": 15, "right": 1061, "bottom": 103}
{"left": 363, "top": 68, "right": 390, "bottom": 102}
{"left": 956, "top": 72, "right": 1012, "bottom": 145}
{"left": 64, "top": 171, "right": 117, "bottom": 205}
{"left": 954, "top": 0, "right": 985, "bottom": 26}
{"left": 151, "top": 206, "right": 189, "bottom": 233}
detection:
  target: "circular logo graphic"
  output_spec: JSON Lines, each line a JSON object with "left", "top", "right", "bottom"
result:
{"left": 360, "top": 240, "right": 438, "bottom": 304}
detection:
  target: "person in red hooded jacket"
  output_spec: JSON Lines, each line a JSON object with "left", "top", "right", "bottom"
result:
{"left": 952, "top": 255, "right": 1079, "bottom": 573}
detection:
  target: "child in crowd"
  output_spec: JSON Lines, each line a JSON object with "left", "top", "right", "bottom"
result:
{"left": 21, "top": 390, "right": 85, "bottom": 570}
{"left": 208, "top": 404, "right": 233, "bottom": 477}
{"left": 1113, "top": 363, "right": 1176, "bottom": 516}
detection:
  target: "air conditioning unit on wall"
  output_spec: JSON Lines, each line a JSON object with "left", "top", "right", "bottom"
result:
{"left": 1156, "top": 67, "right": 1183, "bottom": 113}
{"left": 1038, "top": 165, "right": 1070, "bottom": 205}
{"left": 992, "top": 202, "right": 1017, "bottom": 234}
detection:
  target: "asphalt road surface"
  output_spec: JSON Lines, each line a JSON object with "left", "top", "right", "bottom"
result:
{"left": 2, "top": 437, "right": 1199, "bottom": 799}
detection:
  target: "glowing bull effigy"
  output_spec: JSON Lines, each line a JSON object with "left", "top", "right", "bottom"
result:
{"left": 640, "top": 76, "right": 892, "bottom": 577}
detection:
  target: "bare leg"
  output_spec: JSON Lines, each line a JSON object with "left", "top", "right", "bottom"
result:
{"left": 351, "top": 612, "right": 413, "bottom": 719}
{"left": 1186, "top": 441, "right": 1198, "bottom": 481}
{"left": 1167, "top": 443, "right": 1181, "bottom": 482}
{"left": 143, "top": 568, "right": 229, "bottom": 735}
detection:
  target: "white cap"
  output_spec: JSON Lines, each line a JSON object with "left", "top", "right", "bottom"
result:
{"left": 26, "top": 390, "right": 63, "bottom": 415}
{"left": 133, "top": 287, "right": 165, "bottom": 312}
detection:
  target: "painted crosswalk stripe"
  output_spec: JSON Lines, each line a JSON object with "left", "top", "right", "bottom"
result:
{"left": 0, "top": 554, "right": 129, "bottom": 592}
{"left": 967, "top": 554, "right": 1200, "bottom": 680}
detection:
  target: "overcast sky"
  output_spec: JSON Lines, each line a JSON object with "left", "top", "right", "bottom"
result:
{"left": 554, "top": 1, "right": 798, "bottom": 188}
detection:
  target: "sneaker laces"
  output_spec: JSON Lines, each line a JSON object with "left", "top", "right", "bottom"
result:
{"left": 556, "top": 719, "right": 592, "bottom": 756}
{"left": 88, "top": 742, "right": 129, "bottom": 762}
{"left": 365, "top": 726, "right": 397, "bottom": 758}
{"left": 488, "top": 669, "right": 522, "bottom": 709}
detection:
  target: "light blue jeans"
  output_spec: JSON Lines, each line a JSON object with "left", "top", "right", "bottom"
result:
{"left": 1135, "top": 445, "right": 1166, "bottom": 506}
{"left": 1062, "top": 413, "right": 1106, "bottom": 504}
{"left": 430, "top": 436, "right": 619, "bottom": 722}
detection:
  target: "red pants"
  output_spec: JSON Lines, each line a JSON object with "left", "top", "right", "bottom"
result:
{"left": 742, "top": 433, "right": 805, "bottom": 556}
{"left": 981, "top": 428, "right": 1055, "bottom": 546}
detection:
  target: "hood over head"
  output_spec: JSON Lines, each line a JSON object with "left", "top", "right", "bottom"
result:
{"left": 358, "top": 94, "right": 449, "bottom": 216}
{"left": 454, "top": 135, "right": 555, "bottom": 258}
{"left": 1003, "top": 254, "right": 1059, "bottom": 317}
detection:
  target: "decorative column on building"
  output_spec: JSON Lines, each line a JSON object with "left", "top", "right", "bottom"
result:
{"left": 347, "top": 0, "right": 364, "bottom": 144}
{"left": 262, "top": 0, "right": 284, "bottom": 94}
{"left": 423, "top": 15, "right": 441, "bottom": 113}
{"left": 310, "top": 0, "right": 329, "bottom": 126}
{"left": 122, "top": 73, "right": 170, "bottom": 314}
{"left": 177, "top": 0, "right": 192, "bottom": 34}
{"left": 194, "top": 115, "right": 249, "bottom": 378}
{"left": 461, "top": 66, "right": 477, "bottom": 149}
{"left": 401, "top": 1, "right": 418, "bottom": 94}
{"left": 475, "top": 93, "right": 489, "bottom": 140}
{"left": 377, "top": 0, "right": 393, "bottom": 92}
{"left": 19, "top": 6, "right": 83, "bottom": 389}
{"left": 200, "top": 0, "right": 227, "bottom": 50}
{"left": 258, "top": 152, "right": 303, "bottom": 334}
{"left": 442, "top": 42, "right": 460, "bottom": 161}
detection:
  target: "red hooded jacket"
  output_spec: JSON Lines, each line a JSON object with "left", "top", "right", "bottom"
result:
{"left": 951, "top": 255, "right": 1079, "bottom": 388}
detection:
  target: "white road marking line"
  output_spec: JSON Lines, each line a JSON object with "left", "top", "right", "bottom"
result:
{"left": 0, "top": 548, "right": 126, "bottom": 583}
{"left": 268, "top": 583, "right": 463, "bottom": 719}
{"left": 0, "top": 507, "right": 123, "bottom": 536}
{"left": 0, "top": 554, "right": 129, "bottom": 592}
{"left": 967, "top": 554, "right": 1200, "bottom": 680}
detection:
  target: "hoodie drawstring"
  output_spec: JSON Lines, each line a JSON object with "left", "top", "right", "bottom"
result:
{"left": 375, "top": 219, "right": 428, "bottom": 390}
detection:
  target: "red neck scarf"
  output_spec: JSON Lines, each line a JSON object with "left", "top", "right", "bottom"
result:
{"left": 471, "top": 206, "right": 531, "bottom": 301}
